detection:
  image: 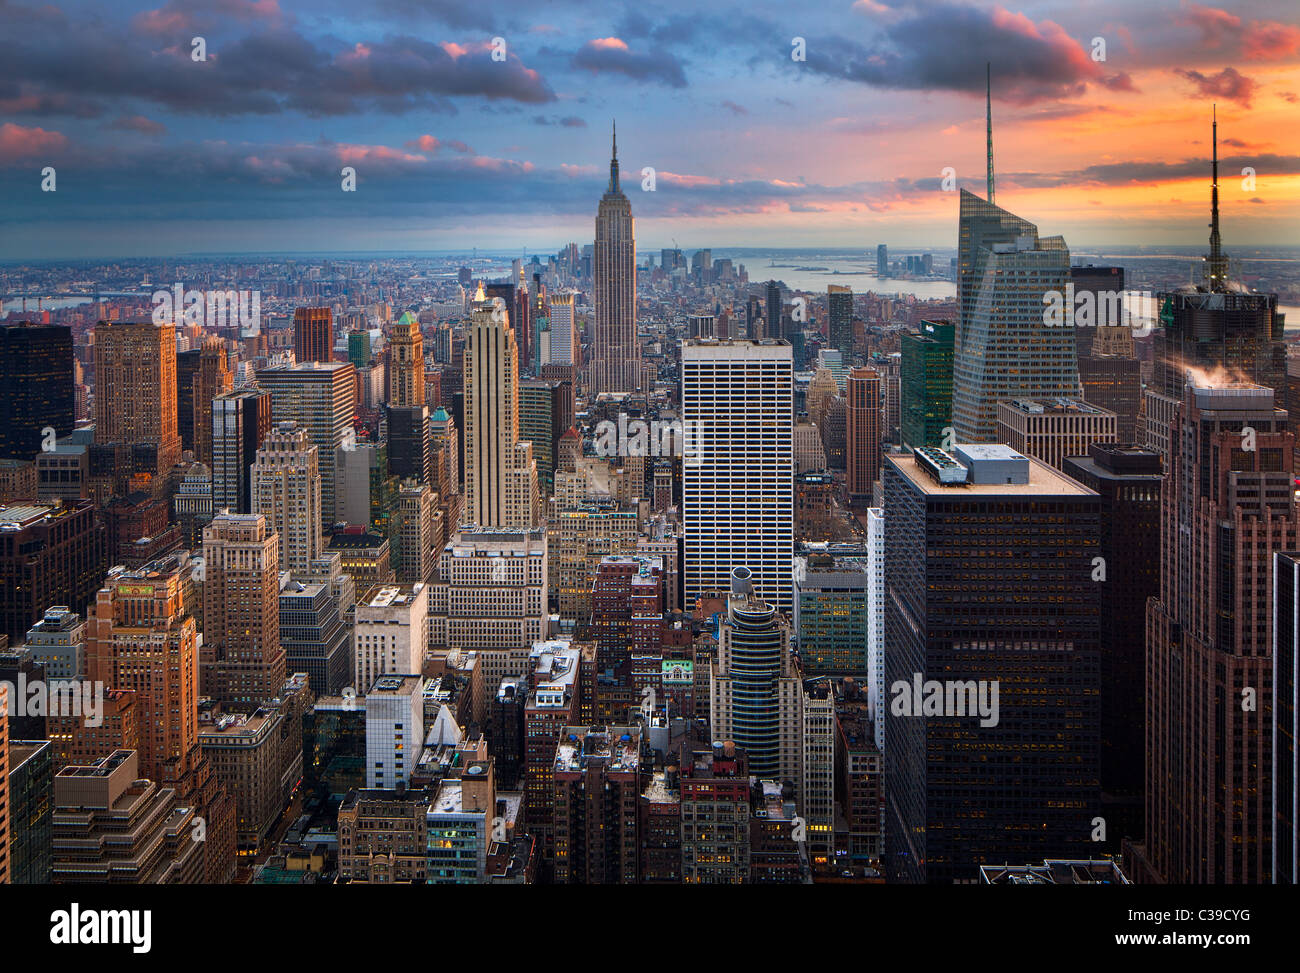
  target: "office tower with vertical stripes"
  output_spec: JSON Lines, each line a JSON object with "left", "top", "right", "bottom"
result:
{"left": 211, "top": 388, "right": 272, "bottom": 514}
{"left": 682, "top": 338, "right": 793, "bottom": 614}
{"left": 463, "top": 285, "right": 539, "bottom": 529}
{"left": 846, "top": 366, "right": 881, "bottom": 507}
{"left": 547, "top": 293, "right": 578, "bottom": 367}
{"left": 293, "top": 306, "right": 333, "bottom": 364}
{"left": 255, "top": 361, "right": 356, "bottom": 530}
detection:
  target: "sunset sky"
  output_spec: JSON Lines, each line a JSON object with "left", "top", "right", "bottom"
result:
{"left": 2, "top": 0, "right": 1298, "bottom": 258}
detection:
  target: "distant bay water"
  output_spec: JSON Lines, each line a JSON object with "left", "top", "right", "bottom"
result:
{"left": 713, "top": 248, "right": 957, "bottom": 299}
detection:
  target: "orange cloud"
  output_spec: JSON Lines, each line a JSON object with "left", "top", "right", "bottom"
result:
{"left": 0, "top": 122, "right": 67, "bottom": 161}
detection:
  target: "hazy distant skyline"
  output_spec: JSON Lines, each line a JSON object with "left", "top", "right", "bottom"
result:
{"left": 2, "top": 0, "right": 1298, "bottom": 258}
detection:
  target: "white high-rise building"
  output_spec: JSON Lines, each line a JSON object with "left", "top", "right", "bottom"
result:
{"left": 251, "top": 421, "right": 323, "bottom": 576}
{"left": 866, "top": 507, "right": 885, "bottom": 752}
{"left": 682, "top": 338, "right": 794, "bottom": 614}
{"left": 364, "top": 674, "right": 424, "bottom": 789}
{"left": 354, "top": 582, "right": 429, "bottom": 695}
{"left": 463, "top": 285, "right": 539, "bottom": 529}
{"left": 548, "top": 293, "right": 577, "bottom": 366}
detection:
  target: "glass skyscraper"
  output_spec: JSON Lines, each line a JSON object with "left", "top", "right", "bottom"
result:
{"left": 900, "top": 319, "right": 954, "bottom": 451}
{"left": 951, "top": 190, "right": 1081, "bottom": 443}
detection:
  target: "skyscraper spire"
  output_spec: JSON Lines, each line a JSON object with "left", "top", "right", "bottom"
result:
{"left": 986, "top": 63, "right": 996, "bottom": 204}
{"left": 608, "top": 119, "right": 620, "bottom": 192}
{"left": 1206, "top": 104, "right": 1228, "bottom": 291}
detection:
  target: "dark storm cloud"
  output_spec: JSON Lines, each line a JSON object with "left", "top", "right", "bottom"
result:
{"left": 532, "top": 115, "right": 588, "bottom": 127}
{"left": 370, "top": 0, "right": 502, "bottom": 31}
{"left": 0, "top": 5, "right": 556, "bottom": 119}
{"left": 1175, "top": 67, "right": 1257, "bottom": 106}
{"left": 571, "top": 38, "right": 688, "bottom": 88}
{"left": 796, "top": 1, "right": 1104, "bottom": 104}
{"left": 1002, "top": 153, "right": 1300, "bottom": 189}
{"left": 108, "top": 115, "right": 168, "bottom": 135}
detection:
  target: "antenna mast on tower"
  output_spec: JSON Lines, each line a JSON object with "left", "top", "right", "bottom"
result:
{"left": 986, "top": 63, "right": 996, "bottom": 204}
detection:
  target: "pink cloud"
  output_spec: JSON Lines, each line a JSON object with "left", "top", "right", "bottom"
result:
{"left": 407, "top": 135, "right": 441, "bottom": 152}
{"left": 1243, "top": 22, "right": 1300, "bottom": 60}
{"left": 1180, "top": 4, "right": 1242, "bottom": 44}
{"left": 133, "top": 0, "right": 287, "bottom": 35}
{"left": 335, "top": 143, "right": 425, "bottom": 164}
{"left": 659, "top": 171, "right": 721, "bottom": 188}
{"left": 0, "top": 123, "right": 68, "bottom": 161}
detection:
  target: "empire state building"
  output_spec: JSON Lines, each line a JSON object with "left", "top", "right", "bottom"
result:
{"left": 593, "top": 122, "right": 639, "bottom": 393}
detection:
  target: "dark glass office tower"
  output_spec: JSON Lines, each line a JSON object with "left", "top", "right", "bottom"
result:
{"left": 1070, "top": 265, "right": 1127, "bottom": 355}
{"left": 745, "top": 295, "right": 763, "bottom": 340}
{"left": 0, "top": 323, "right": 75, "bottom": 462}
{"left": 828, "top": 285, "right": 853, "bottom": 361}
{"left": 177, "top": 348, "right": 202, "bottom": 455}
{"left": 1078, "top": 355, "right": 1142, "bottom": 442}
{"left": 900, "top": 320, "right": 955, "bottom": 451}
{"left": 1062, "top": 442, "right": 1162, "bottom": 850}
{"left": 5, "top": 740, "right": 52, "bottom": 883}
{"left": 766, "top": 280, "right": 782, "bottom": 341}
{"left": 883, "top": 444, "right": 1101, "bottom": 884}
{"left": 0, "top": 499, "right": 106, "bottom": 643}
{"left": 211, "top": 388, "right": 272, "bottom": 513}
{"left": 387, "top": 404, "right": 431, "bottom": 485}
